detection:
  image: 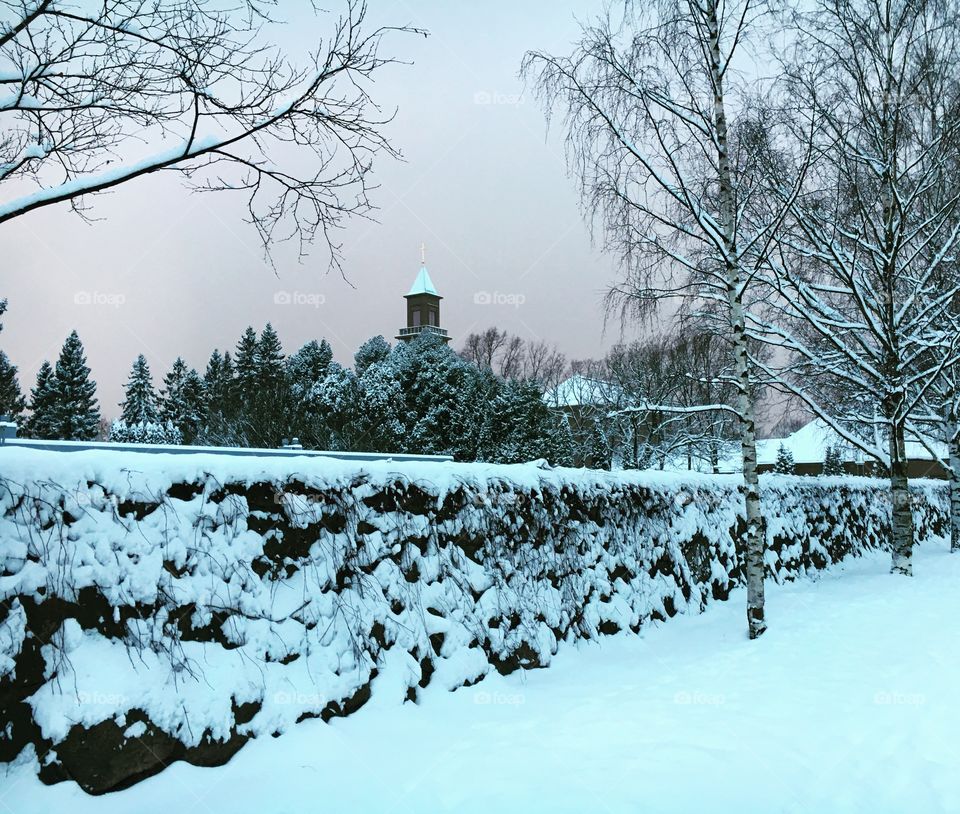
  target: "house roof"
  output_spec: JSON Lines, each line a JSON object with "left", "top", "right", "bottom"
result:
{"left": 406, "top": 265, "right": 439, "bottom": 297}
{"left": 718, "top": 418, "right": 947, "bottom": 472}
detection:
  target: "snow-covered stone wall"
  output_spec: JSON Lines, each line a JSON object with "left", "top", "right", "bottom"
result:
{"left": 0, "top": 449, "right": 948, "bottom": 793}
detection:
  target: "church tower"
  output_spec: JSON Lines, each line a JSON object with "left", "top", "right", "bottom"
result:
{"left": 396, "top": 246, "right": 451, "bottom": 344}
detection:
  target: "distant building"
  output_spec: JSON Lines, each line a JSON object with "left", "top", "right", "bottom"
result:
{"left": 396, "top": 254, "right": 450, "bottom": 344}
{"left": 722, "top": 419, "right": 948, "bottom": 478}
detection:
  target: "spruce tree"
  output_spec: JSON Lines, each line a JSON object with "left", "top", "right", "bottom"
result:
{"left": 24, "top": 361, "right": 57, "bottom": 439}
{"left": 774, "top": 443, "right": 795, "bottom": 475}
{"left": 256, "top": 323, "right": 285, "bottom": 389}
{"left": 0, "top": 351, "right": 25, "bottom": 421}
{"left": 119, "top": 354, "right": 159, "bottom": 425}
{"left": 50, "top": 330, "right": 100, "bottom": 440}
{"left": 233, "top": 327, "right": 259, "bottom": 403}
{"left": 0, "top": 300, "right": 25, "bottom": 421}
{"left": 161, "top": 358, "right": 206, "bottom": 444}
{"left": 823, "top": 444, "right": 845, "bottom": 476}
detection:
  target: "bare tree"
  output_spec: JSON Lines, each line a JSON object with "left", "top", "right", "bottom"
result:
{"left": 460, "top": 327, "right": 508, "bottom": 370}
{"left": 753, "top": 0, "right": 960, "bottom": 574}
{"left": 523, "top": 0, "right": 805, "bottom": 637}
{"left": 0, "top": 0, "right": 421, "bottom": 265}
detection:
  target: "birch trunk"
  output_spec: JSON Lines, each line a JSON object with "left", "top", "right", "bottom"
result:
{"left": 888, "top": 419, "right": 914, "bottom": 575}
{"left": 707, "top": 2, "right": 766, "bottom": 638}
{"left": 949, "top": 421, "right": 960, "bottom": 553}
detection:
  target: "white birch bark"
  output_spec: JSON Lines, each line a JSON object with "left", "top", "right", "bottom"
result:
{"left": 707, "top": 3, "right": 765, "bottom": 636}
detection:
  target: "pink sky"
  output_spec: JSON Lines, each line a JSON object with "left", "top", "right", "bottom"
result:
{"left": 2, "top": 0, "right": 648, "bottom": 417}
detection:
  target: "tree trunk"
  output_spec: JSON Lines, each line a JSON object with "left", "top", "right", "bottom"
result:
{"left": 888, "top": 419, "right": 914, "bottom": 575}
{"left": 949, "top": 421, "right": 960, "bottom": 553}
{"left": 707, "top": 0, "right": 765, "bottom": 638}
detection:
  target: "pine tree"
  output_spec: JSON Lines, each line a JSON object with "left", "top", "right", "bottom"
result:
{"left": 774, "top": 443, "right": 795, "bottom": 475}
{"left": 24, "top": 361, "right": 57, "bottom": 439}
{"left": 119, "top": 354, "right": 159, "bottom": 425}
{"left": 49, "top": 331, "right": 100, "bottom": 440}
{"left": 354, "top": 335, "right": 391, "bottom": 376}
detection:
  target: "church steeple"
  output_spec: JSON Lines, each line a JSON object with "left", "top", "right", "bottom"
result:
{"left": 396, "top": 245, "right": 450, "bottom": 343}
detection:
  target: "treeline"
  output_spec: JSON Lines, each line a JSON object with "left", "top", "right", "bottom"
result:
{"left": 0, "top": 306, "right": 575, "bottom": 464}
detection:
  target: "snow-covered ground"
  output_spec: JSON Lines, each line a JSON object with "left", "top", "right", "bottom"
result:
{"left": 4, "top": 540, "right": 958, "bottom": 814}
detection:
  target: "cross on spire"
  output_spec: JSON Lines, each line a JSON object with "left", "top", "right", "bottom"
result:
{"left": 420, "top": 242, "right": 426, "bottom": 265}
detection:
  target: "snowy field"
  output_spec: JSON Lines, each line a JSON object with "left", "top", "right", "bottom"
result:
{"left": 4, "top": 540, "right": 958, "bottom": 814}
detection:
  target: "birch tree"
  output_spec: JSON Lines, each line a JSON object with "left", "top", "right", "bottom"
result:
{"left": 753, "top": 0, "right": 960, "bottom": 574}
{"left": 523, "top": 0, "right": 802, "bottom": 637}
{"left": 0, "top": 0, "right": 420, "bottom": 265}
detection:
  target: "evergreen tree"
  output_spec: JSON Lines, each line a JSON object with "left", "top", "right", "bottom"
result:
{"left": 201, "top": 349, "right": 236, "bottom": 446}
{"left": 0, "top": 300, "right": 25, "bottom": 421}
{"left": 823, "top": 444, "right": 845, "bottom": 476}
{"left": 203, "top": 349, "right": 233, "bottom": 413}
{"left": 256, "top": 323, "right": 285, "bottom": 389}
{"left": 396, "top": 332, "right": 470, "bottom": 455}
{"left": 354, "top": 335, "right": 391, "bottom": 376}
{"left": 49, "top": 330, "right": 100, "bottom": 440}
{"left": 311, "top": 362, "right": 361, "bottom": 450}
{"left": 233, "top": 326, "right": 259, "bottom": 403}
{"left": 479, "top": 378, "right": 572, "bottom": 465}
{"left": 355, "top": 360, "right": 407, "bottom": 451}
{"left": 775, "top": 443, "right": 795, "bottom": 475}
{"left": 119, "top": 354, "right": 159, "bottom": 425}
{"left": 109, "top": 419, "right": 182, "bottom": 444}
{"left": 287, "top": 339, "right": 334, "bottom": 448}
{"left": 0, "top": 351, "right": 24, "bottom": 421}
{"left": 287, "top": 339, "right": 333, "bottom": 401}
{"left": 24, "top": 361, "right": 57, "bottom": 439}
{"left": 161, "top": 358, "right": 206, "bottom": 443}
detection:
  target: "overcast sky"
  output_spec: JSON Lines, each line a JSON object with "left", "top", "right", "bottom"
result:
{"left": 2, "top": 0, "right": 645, "bottom": 417}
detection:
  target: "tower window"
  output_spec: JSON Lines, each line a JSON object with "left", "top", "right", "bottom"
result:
{"left": 428, "top": 309, "right": 437, "bottom": 326}
{"left": 412, "top": 309, "right": 421, "bottom": 327}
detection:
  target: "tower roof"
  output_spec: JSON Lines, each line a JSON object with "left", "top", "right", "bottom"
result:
{"left": 406, "top": 264, "right": 440, "bottom": 298}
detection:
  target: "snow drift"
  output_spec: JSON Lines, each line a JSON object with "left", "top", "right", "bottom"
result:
{"left": 0, "top": 448, "right": 948, "bottom": 793}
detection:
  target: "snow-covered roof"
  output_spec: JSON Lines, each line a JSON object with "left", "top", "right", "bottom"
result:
{"left": 719, "top": 418, "right": 947, "bottom": 472}
{"left": 406, "top": 265, "right": 439, "bottom": 297}
{"left": 544, "top": 375, "right": 623, "bottom": 408}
